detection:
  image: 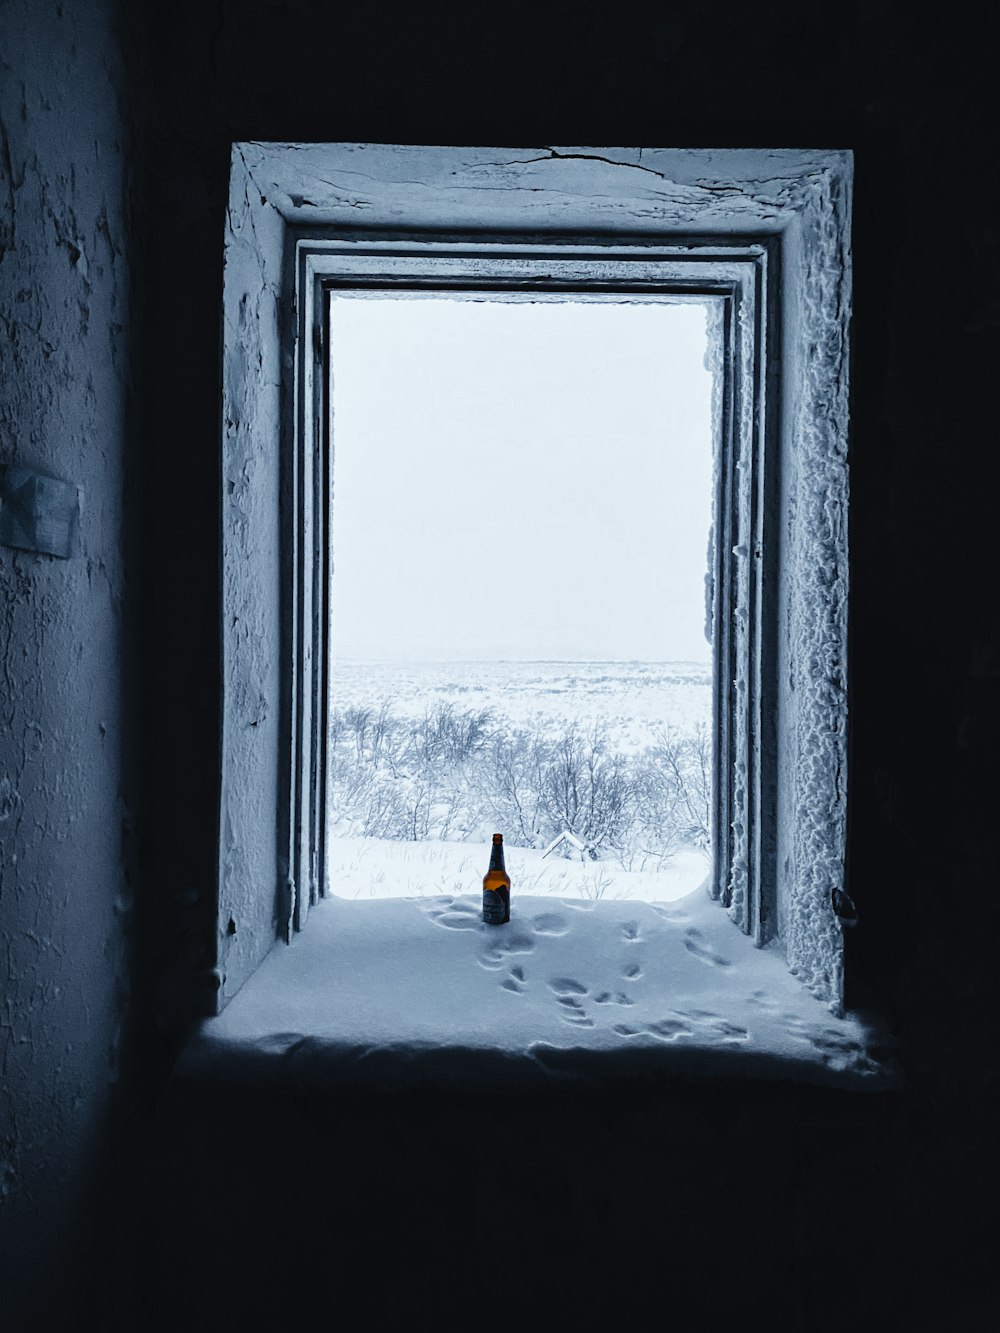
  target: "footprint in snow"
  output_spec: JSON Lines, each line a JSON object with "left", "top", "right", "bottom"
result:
{"left": 425, "top": 899, "right": 481, "bottom": 932}
{"left": 547, "top": 978, "right": 588, "bottom": 996}
{"left": 682, "top": 927, "right": 731, "bottom": 967}
{"left": 647, "top": 1019, "right": 692, "bottom": 1040}
{"left": 670, "top": 1009, "right": 748, "bottom": 1040}
{"left": 477, "top": 930, "right": 536, "bottom": 970}
{"left": 811, "top": 1029, "right": 863, "bottom": 1056}
{"left": 650, "top": 904, "right": 690, "bottom": 924}
{"left": 593, "top": 991, "right": 633, "bottom": 1007}
{"left": 621, "top": 962, "right": 643, "bottom": 980}
{"left": 545, "top": 977, "right": 593, "bottom": 1026}
{"left": 621, "top": 921, "right": 642, "bottom": 943}
{"left": 612, "top": 1019, "right": 691, "bottom": 1041}
{"left": 501, "top": 965, "right": 527, "bottom": 995}
{"left": 432, "top": 911, "right": 481, "bottom": 931}
{"left": 711, "top": 1020, "right": 748, "bottom": 1039}
{"left": 531, "top": 912, "right": 570, "bottom": 936}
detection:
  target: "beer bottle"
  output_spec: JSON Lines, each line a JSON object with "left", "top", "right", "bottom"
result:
{"left": 482, "top": 833, "right": 510, "bottom": 925}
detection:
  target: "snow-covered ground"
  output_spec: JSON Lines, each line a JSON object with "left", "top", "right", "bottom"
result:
{"left": 329, "top": 836, "right": 711, "bottom": 903}
{"left": 329, "top": 657, "right": 711, "bottom": 753}
{"left": 180, "top": 661, "right": 897, "bottom": 1089}
{"left": 327, "top": 657, "right": 713, "bottom": 901}
{"left": 179, "top": 885, "right": 897, "bottom": 1090}
{"left": 178, "top": 659, "right": 898, "bottom": 1090}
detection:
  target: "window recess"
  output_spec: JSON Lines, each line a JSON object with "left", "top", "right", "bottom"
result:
{"left": 215, "top": 145, "right": 853, "bottom": 1024}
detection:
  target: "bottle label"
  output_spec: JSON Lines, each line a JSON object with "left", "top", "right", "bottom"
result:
{"left": 483, "top": 889, "right": 507, "bottom": 925}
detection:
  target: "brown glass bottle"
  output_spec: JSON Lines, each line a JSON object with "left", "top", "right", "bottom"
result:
{"left": 482, "top": 833, "right": 510, "bottom": 925}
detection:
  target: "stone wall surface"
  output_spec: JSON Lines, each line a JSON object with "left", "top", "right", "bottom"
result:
{"left": 0, "top": 1, "right": 136, "bottom": 1324}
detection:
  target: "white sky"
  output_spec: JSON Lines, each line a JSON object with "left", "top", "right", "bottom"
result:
{"left": 328, "top": 297, "right": 714, "bottom": 662}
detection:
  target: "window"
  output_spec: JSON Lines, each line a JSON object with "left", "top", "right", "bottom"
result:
{"left": 217, "top": 145, "right": 853, "bottom": 1026}
{"left": 325, "top": 294, "right": 715, "bottom": 906}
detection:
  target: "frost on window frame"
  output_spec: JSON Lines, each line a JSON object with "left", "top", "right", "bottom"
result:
{"left": 214, "top": 146, "right": 852, "bottom": 1020}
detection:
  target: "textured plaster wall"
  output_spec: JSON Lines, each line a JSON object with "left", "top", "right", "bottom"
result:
{"left": 218, "top": 152, "right": 285, "bottom": 1003}
{"left": 0, "top": 0, "right": 135, "bottom": 1320}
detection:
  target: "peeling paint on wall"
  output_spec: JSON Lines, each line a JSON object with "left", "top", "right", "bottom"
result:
{"left": 0, "top": 0, "right": 136, "bottom": 1318}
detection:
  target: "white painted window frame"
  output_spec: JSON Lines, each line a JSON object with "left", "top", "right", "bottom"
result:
{"left": 219, "top": 146, "right": 852, "bottom": 1016}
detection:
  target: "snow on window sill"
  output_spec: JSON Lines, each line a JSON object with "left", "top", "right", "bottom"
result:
{"left": 174, "top": 888, "right": 900, "bottom": 1092}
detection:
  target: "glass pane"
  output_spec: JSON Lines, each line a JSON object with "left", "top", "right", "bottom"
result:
{"left": 327, "top": 295, "right": 715, "bottom": 903}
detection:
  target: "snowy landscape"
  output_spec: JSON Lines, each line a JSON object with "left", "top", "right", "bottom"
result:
{"left": 199, "top": 659, "right": 892, "bottom": 1086}
{"left": 188, "top": 299, "right": 899, "bottom": 1085}
{"left": 327, "top": 658, "right": 713, "bottom": 903}
{"left": 185, "top": 888, "right": 895, "bottom": 1088}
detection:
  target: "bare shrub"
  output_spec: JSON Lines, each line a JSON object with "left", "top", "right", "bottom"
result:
{"left": 538, "top": 724, "right": 634, "bottom": 856}
{"left": 475, "top": 729, "right": 548, "bottom": 847}
{"left": 329, "top": 698, "right": 712, "bottom": 866}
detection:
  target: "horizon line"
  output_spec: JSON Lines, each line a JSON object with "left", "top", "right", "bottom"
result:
{"left": 330, "top": 655, "right": 713, "bottom": 666}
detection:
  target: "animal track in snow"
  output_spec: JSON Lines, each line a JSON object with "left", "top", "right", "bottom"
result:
{"left": 682, "top": 927, "right": 731, "bottom": 967}
{"left": 710, "top": 1020, "right": 748, "bottom": 1039}
{"left": 612, "top": 1018, "right": 692, "bottom": 1041}
{"left": 672, "top": 1008, "right": 749, "bottom": 1040}
{"left": 621, "top": 962, "right": 643, "bottom": 980}
{"left": 648, "top": 1018, "right": 692, "bottom": 1039}
{"left": 621, "top": 921, "right": 642, "bottom": 942}
{"left": 424, "top": 899, "right": 481, "bottom": 932}
{"left": 543, "top": 977, "right": 593, "bottom": 1026}
{"left": 547, "top": 977, "right": 588, "bottom": 996}
{"left": 800, "top": 1028, "right": 877, "bottom": 1073}
{"left": 531, "top": 913, "right": 570, "bottom": 936}
{"left": 477, "top": 931, "right": 536, "bottom": 970}
{"left": 502, "top": 931, "right": 535, "bottom": 953}
{"left": 650, "top": 904, "right": 690, "bottom": 924}
{"left": 431, "top": 911, "right": 481, "bottom": 931}
{"left": 593, "top": 991, "right": 633, "bottom": 1007}
{"left": 811, "top": 1029, "right": 863, "bottom": 1056}
{"left": 501, "top": 966, "right": 527, "bottom": 994}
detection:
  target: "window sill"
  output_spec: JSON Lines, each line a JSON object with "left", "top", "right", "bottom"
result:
{"left": 174, "top": 888, "right": 899, "bottom": 1093}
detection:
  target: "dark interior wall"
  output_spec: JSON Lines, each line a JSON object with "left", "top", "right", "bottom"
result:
{"left": 141, "top": 0, "right": 1000, "bottom": 1038}
{"left": 140, "top": 0, "right": 1000, "bottom": 1043}
{"left": 0, "top": 1, "right": 137, "bottom": 1325}
{"left": 135, "top": 1, "right": 996, "bottom": 1321}
{"left": 1, "top": 0, "right": 996, "bottom": 1326}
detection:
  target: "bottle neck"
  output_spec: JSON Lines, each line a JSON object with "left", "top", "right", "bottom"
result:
{"left": 489, "top": 841, "right": 506, "bottom": 872}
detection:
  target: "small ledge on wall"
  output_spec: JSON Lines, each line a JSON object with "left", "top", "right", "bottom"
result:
{"left": 175, "top": 888, "right": 899, "bottom": 1093}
